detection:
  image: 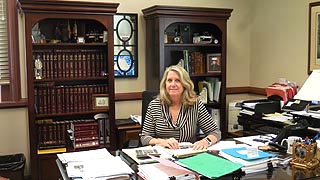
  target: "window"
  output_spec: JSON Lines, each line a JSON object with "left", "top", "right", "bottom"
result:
{"left": 113, "top": 13, "right": 138, "bottom": 77}
{"left": 0, "top": 0, "right": 23, "bottom": 106}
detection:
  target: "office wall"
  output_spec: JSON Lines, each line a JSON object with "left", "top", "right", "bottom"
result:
{"left": 0, "top": 0, "right": 316, "bottom": 176}
{"left": 114, "top": 0, "right": 254, "bottom": 118}
{"left": 250, "top": 0, "right": 311, "bottom": 88}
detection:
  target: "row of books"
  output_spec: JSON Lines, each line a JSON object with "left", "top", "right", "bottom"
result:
{"left": 34, "top": 84, "right": 107, "bottom": 114}
{"left": 37, "top": 119, "right": 70, "bottom": 150}
{"left": 33, "top": 48, "right": 107, "bottom": 79}
{"left": 174, "top": 50, "right": 222, "bottom": 75}
{"left": 70, "top": 121, "right": 100, "bottom": 149}
{"left": 36, "top": 118, "right": 110, "bottom": 151}
{"left": 198, "top": 78, "right": 222, "bottom": 103}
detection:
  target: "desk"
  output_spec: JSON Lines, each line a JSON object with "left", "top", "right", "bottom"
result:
{"left": 56, "top": 149, "right": 320, "bottom": 180}
{"left": 117, "top": 149, "right": 320, "bottom": 180}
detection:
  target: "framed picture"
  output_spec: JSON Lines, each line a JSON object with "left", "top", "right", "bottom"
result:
{"left": 77, "top": 37, "right": 85, "bottom": 43}
{"left": 206, "top": 53, "right": 222, "bottom": 73}
{"left": 309, "top": 2, "right": 320, "bottom": 74}
{"left": 92, "top": 94, "right": 109, "bottom": 110}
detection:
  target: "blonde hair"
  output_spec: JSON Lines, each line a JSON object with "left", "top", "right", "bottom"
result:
{"left": 159, "top": 65, "right": 197, "bottom": 107}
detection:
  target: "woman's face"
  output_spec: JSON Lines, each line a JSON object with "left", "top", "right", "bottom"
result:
{"left": 165, "top": 70, "right": 184, "bottom": 98}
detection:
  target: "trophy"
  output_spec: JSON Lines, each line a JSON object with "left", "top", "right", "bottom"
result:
{"left": 34, "top": 55, "right": 43, "bottom": 79}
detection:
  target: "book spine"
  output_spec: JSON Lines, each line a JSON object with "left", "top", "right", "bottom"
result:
{"left": 73, "top": 140, "right": 99, "bottom": 149}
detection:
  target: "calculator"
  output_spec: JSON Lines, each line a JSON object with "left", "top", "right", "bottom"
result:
{"left": 135, "top": 149, "right": 161, "bottom": 159}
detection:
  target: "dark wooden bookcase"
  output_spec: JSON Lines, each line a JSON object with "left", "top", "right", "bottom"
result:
{"left": 18, "top": 1, "right": 118, "bottom": 180}
{"left": 142, "top": 6, "right": 232, "bottom": 138}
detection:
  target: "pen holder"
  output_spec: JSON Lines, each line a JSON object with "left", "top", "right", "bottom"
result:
{"left": 291, "top": 165, "right": 320, "bottom": 179}
{"left": 291, "top": 142, "right": 319, "bottom": 169}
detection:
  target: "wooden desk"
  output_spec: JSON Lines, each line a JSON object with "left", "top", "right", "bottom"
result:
{"left": 116, "top": 119, "right": 141, "bottom": 149}
{"left": 117, "top": 149, "right": 320, "bottom": 180}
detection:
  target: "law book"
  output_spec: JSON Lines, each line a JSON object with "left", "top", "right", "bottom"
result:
{"left": 73, "top": 129, "right": 99, "bottom": 138}
{"left": 71, "top": 121, "right": 98, "bottom": 132}
{"left": 192, "top": 51, "right": 204, "bottom": 74}
{"left": 73, "top": 139, "right": 99, "bottom": 149}
{"left": 91, "top": 52, "right": 96, "bottom": 77}
{"left": 57, "top": 52, "right": 62, "bottom": 78}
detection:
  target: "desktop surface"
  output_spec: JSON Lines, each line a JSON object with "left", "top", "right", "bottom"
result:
{"left": 117, "top": 149, "right": 320, "bottom": 180}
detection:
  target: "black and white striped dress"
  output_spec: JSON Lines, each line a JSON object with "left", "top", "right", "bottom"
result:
{"left": 140, "top": 98, "right": 221, "bottom": 146}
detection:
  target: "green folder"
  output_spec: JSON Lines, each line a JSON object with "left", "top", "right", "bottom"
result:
{"left": 177, "top": 152, "right": 243, "bottom": 179}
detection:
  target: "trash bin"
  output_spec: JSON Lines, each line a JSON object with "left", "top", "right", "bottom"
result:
{"left": 0, "top": 154, "right": 25, "bottom": 180}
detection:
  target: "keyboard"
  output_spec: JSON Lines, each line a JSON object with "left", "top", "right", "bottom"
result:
{"left": 135, "top": 149, "right": 161, "bottom": 159}
{"left": 256, "top": 126, "right": 281, "bottom": 135}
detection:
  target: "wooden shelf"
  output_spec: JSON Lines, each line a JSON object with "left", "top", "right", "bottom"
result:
{"left": 143, "top": 5, "right": 232, "bottom": 139}
{"left": 20, "top": 1, "right": 118, "bottom": 180}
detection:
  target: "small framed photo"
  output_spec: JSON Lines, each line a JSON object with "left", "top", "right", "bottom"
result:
{"left": 92, "top": 94, "right": 109, "bottom": 110}
{"left": 206, "top": 53, "right": 222, "bottom": 73}
{"left": 77, "top": 37, "right": 85, "bottom": 44}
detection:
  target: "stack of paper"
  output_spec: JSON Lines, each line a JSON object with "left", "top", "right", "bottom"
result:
{"left": 219, "top": 146, "right": 278, "bottom": 174}
{"left": 138, "top": 156, "right": 197, "bottom": 180}
{"left": 57, "top": 148, "right": 134, "bottom": 179}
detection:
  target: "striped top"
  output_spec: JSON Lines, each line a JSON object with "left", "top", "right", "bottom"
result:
{"left": 140, "top": 98, "right": 221, "bottom": 146}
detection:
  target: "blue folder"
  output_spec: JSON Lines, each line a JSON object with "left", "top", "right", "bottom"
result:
{"left": 221, "top": 147, "right": 276, "bottom": 160}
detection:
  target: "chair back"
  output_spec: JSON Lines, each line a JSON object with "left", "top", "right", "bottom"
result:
{"left": 141, "top": 90, "right": 159, "bottom": 125}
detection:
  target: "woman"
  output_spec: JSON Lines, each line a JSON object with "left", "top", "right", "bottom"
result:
{"left": 140, "top": 65, "right": 221, "bottom": 150}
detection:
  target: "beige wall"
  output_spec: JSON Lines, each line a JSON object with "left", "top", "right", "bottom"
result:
{"left": 0, "top": 0, "right": 316, "bottom": 176}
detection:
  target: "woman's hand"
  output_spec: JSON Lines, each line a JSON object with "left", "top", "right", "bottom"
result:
{"left": 155, "top": 138, "right": 179, "bottom": 149}
{"left": 192, "top": 139, "right": 209, "bottom": 150}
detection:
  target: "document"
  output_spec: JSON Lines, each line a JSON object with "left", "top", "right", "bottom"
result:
{"left": 159, "top": 142, "right": 207, "bottom": 158}
{"left": 66, "top": 156, "right": 133, "bottom": 179}
{"left": 57, "top": 148, "right": 134, "bottom": 179}
{"left": 176, "top": 152, "right": 243, "bottom": 179}
{"left": 234, "top": 134, "right": 277, "bottom": 147}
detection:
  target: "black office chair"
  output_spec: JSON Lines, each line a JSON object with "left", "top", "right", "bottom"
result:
{"left": 141, "top": 90, "right": 159, "bottom": 126}
{"left": 126, "top": 90, "right": 159, "bottom": 148}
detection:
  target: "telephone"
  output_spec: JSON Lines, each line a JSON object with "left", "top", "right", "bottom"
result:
{"left": 94, "top": 113, "right": 108, "bottom": 120}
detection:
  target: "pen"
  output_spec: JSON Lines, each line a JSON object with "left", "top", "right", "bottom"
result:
{"left": 253, "top": 138, "right": 269, "bottom": 143}
{"left": 312, "top": 129, "right": 320, "bottom": 142}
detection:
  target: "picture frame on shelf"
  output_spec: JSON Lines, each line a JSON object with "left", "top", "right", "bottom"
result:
{"left": 77, "top": 37, "right": 85, "bottom": 44}
{"left": 206, "top": 53, "right": 221, "bottom": 73}
{"left": 309, "top": 2, "right": 320, "bottom": 74}
{"left": 92, "top": 94, "right": 109, "bottom": 110}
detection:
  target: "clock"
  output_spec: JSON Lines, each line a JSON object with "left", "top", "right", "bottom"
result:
{"left": 35, "top": 58, "right": 43, "bottom": 69}
{"left": 291, "top": 142, "right": 319, "bottom": 169}
{"left": 34, "top": 56, "right": 43, "bottom": 79}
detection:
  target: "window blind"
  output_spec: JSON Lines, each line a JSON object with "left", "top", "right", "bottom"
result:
{"left": 0, "top": 0, "right": 8, "bottom": 85}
